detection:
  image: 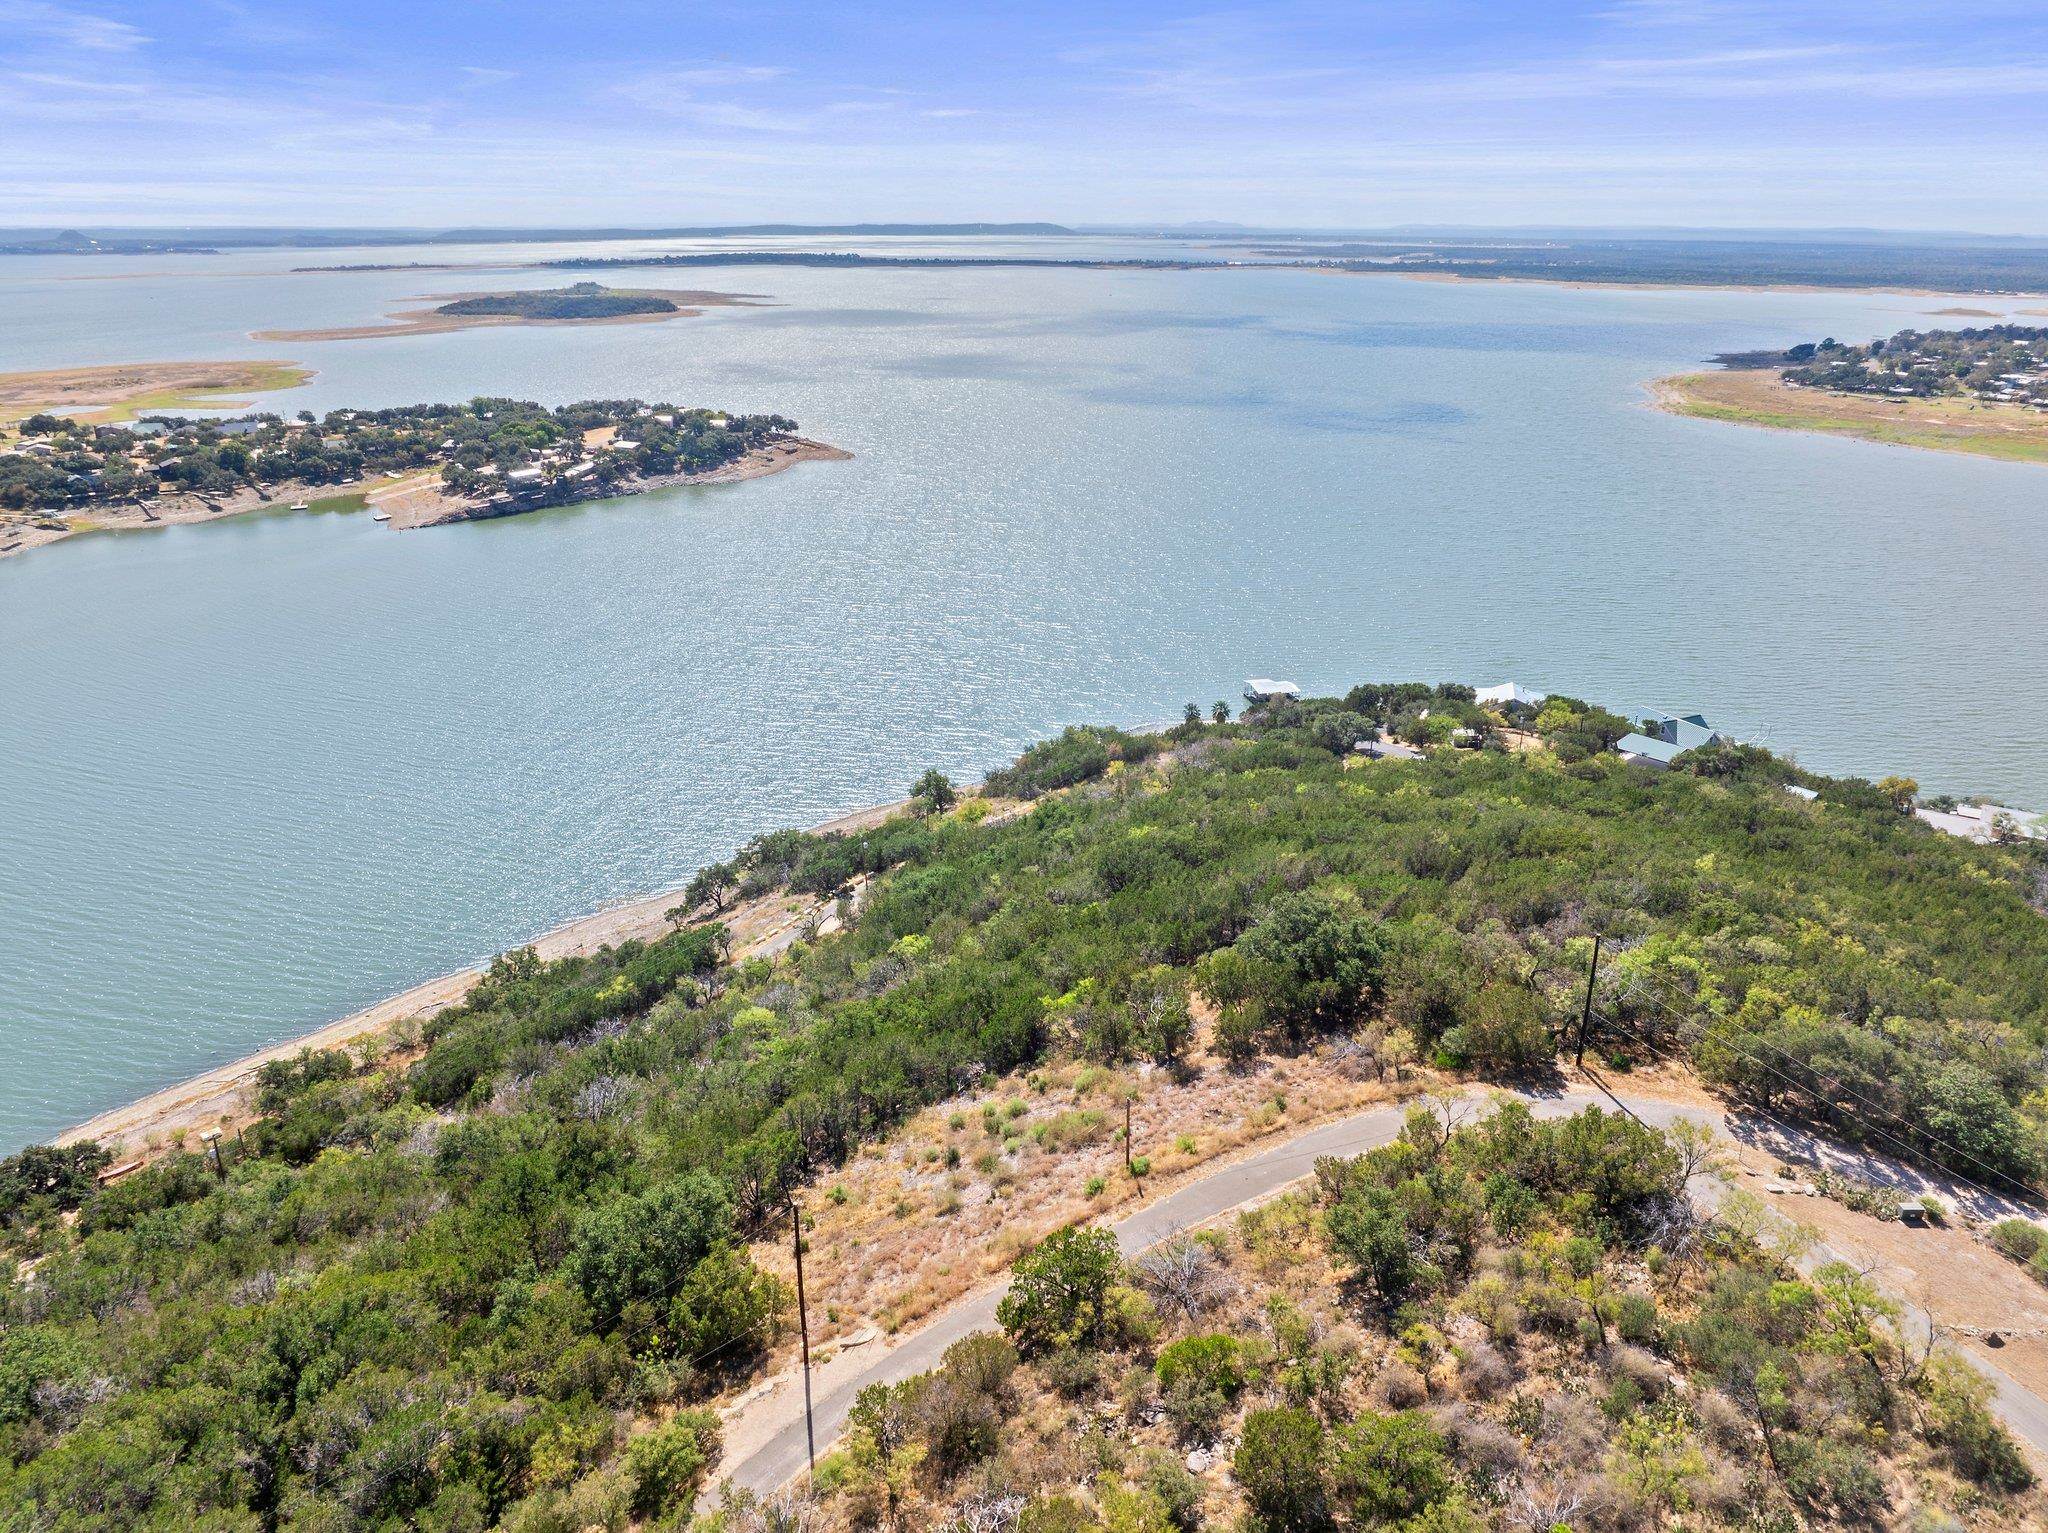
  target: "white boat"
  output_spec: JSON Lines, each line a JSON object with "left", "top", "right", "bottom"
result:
{"left": 288, "top": 499, "right": 310, "bottom": 512}
{"left": 372, "top": 509, "right": 390, "bottom": 522}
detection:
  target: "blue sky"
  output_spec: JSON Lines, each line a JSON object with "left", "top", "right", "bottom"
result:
{"left": 3, "top": 0, "right": 2046, "bottom": 231}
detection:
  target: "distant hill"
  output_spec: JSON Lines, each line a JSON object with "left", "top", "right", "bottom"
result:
{"left": 0, "top": 222, "right": 1077, "bottom": 255}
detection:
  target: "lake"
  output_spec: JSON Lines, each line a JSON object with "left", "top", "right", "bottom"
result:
{"left": 2, "top": 235, "right": 2044, "bottom": 1148}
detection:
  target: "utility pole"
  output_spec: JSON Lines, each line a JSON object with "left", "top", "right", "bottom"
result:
{"left": 789, "top": 1198, "right": 816, "bottom": 1481}
{"left": 1575, "top": 935, "right": 1603, "bottom": 1070}
{"left": 1124, "top": 1094, "right": 1135, "bottom": 1175}
{"left": 200, "top": 1129, "right": 226, "bottom": 1180}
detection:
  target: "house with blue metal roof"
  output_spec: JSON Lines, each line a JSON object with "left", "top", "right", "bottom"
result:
{"left": 1615, "top": 710, "right": 1730, "bottom": 768}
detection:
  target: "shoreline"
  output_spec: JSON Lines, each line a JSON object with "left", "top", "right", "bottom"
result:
{"left": 56, "top": 797, "right": 908, "bottom": 1161}
{"left": 0, "top": 435, "right": 852, "bottom": 561}
{"left": 1648, "top": 367, "right": 2048, "bottom": 466}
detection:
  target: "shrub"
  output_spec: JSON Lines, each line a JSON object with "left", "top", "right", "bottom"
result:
{"left": 1612, "top": 1290, "right": 1660, "bottom": 1345}
{"left": 1328, "top": 1409, "right": 1453, "bottom": 1523}
{"left": 1044, "top": 1345, "right": 1105, "bottom": 1400}
{"left": 1234, "top": 1407, "right": 1331, "bottom": 1533}
{"left": 1919, "top": 1352, "right": 2034, "bottom": 1492}
{"left": 1458, "top": 982, "right": 1554, "bottom": 1076}
{"left": 624, "top": 1409, "right": 719, "bottom": 1520}
{"left": 1990, "top": 1217, "right": 2048, "bottom": 1265}
{"left": 1155, "top": 1333, "right": 1248, "bottom": 1398}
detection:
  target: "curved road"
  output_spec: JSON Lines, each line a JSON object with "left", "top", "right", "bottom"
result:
{"left": 725, "top": 1081, "right": 2048, "bottom": 1494}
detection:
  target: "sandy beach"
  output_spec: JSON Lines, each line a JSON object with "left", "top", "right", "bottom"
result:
{"left": 1650, "top": 367, "right": 2048, "bottom": 465}
{"left": 57, "top": 797, "right": 908, "bottom": 1163}
{"left": 0, "top": 358, "right": 310, "bottom": 427}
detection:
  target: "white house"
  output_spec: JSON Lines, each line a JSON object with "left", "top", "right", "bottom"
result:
{"left": 1243, "top": 678, "right": 1301, "bottom": 705}
{"left": 1475, "top": 681, "right": 1547, "bottom": 708}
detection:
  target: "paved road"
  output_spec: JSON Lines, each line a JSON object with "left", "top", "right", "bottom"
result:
{"left": 725, "top": 1081, "right": 2048, "bottom": 1494}
{"left": 731, "top": 1086, "right": 1631, "bottom": 1492}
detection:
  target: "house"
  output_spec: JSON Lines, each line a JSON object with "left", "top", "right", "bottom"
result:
{"left": 1615, "top": 710, "right": 1729, "bottom": 769}
{"left": 1475, "top": 681, "right": 1547, "bottom": 708}
{"left": 1243, "top": 678, "right": 1301, "bottom": 705}
{"left": 1914, "top": 801, "right": 2047, "bottom": 845}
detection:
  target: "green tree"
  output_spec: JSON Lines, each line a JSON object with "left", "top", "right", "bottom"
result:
{"left": 996, "top": 1225, "right": 1122, "bottom": 1355}
{"left": 1233, "top": 1407, "right": 1330, "bottom": 1532}
{"left": 624, "top": 1409, "right": 719, "bottom": 1520}
{"left": 1328, "top": 1410, "right": 1453, "bottom": 1523}
{"left": 669, "top": 1245, "right": 789, "bottom": 1363}
{"left": 1228, "top": 889, "right": 1387, "bottom": 1045}
{"left": 565, "top": 1172, "right": 733, "bottom": 1327}
{"left": 910, "top": 768, "right": 958, "bottom": 818}
{"left": 1325, "top": 1181, "right": 1415, "bottom": 1309}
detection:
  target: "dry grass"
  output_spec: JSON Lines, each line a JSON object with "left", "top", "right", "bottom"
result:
{"left": 746, "top": 1030, "right": 1421, "bottom": 1353}
{"left": 1652, "top": 368, "right": 2048, "bottom": 466}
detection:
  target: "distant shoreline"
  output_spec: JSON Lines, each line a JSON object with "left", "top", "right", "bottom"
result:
{"left": 1649, "top": 368, "right": 2048, "bottom": 466}
{"left": 284, "top": 252, "right": 2048, "bottom": 303}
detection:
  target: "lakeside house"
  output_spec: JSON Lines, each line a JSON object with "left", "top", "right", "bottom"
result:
{"left": 1243, "top": 677, "right": 1302, "bottom": 705}
{"left": 1615, "top": 709, "right": 1730, "bottom": 769}
{"left": 1475, "top": 681, "right": 1547, "bottom": 708}
{"left": 1915, "top": 801, "right": 2048, "bottom": 845}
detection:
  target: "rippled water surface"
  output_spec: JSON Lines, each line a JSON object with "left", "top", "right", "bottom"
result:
{"left": 2, "top": 236, "right": 2044, "bottom": 1146}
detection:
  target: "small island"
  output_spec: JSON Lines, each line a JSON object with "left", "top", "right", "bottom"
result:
{"left": 1, "top": 396, "right": 847, "bottom": 559}
{"left": 252, "top": 282, "right": 763, "bottom": 342}
{"left": 1653, "top": 324, "right": 2048, "bottom": 466}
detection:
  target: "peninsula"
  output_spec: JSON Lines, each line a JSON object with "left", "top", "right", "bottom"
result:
{"left": 1654, "top": 325, "right": 2048, "bottom": 465}
{"left": 0, "top": 358, "right": 311, "bottom": 427}
{"left": 0, "top": 395, "right": 847, "bottom": 559}
{"left": 252, "top": 281, "right": 764, "bottom": 341}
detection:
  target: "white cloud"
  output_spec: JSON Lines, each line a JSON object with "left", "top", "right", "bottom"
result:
{"left": 0, "top": 0, "right": 146, "bottom": 51}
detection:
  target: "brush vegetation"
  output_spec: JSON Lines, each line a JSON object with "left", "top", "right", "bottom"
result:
{"left": 2, "top": 683, "right": 2045, "bottom": 1528}
{"left": 780, "top": 1101, "right": 2035, "bottom": 1532}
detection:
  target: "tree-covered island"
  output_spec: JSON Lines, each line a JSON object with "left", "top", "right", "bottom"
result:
{"left": 435, "top": 284, "right": 682, "bottom": 321}
{"left": 0, "top": 397, "right": 846, "bottom": 558}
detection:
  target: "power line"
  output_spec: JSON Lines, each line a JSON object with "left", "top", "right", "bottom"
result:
{"left": 1605, "top": 971, "right": 2037, "bottom": 1201}
{"left": 1534, "top": 941, "right": 2041, "bottom": 1207}
{"left": 1588, "top": 977, "right": 2039, "bottom": 1207}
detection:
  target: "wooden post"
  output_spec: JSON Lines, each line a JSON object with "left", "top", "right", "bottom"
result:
{"left": 1125, "top": 1095, "right": 1134, "bottom": 1175}
{"left": 1575, "top": 935, "right": 1602, "bottom": 1069}
{"left": 200, "top": 1130, "right": 225, "bottom": 1180}
{"left": 790, "top": 1198, "right": 816, "bottom": 1480}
